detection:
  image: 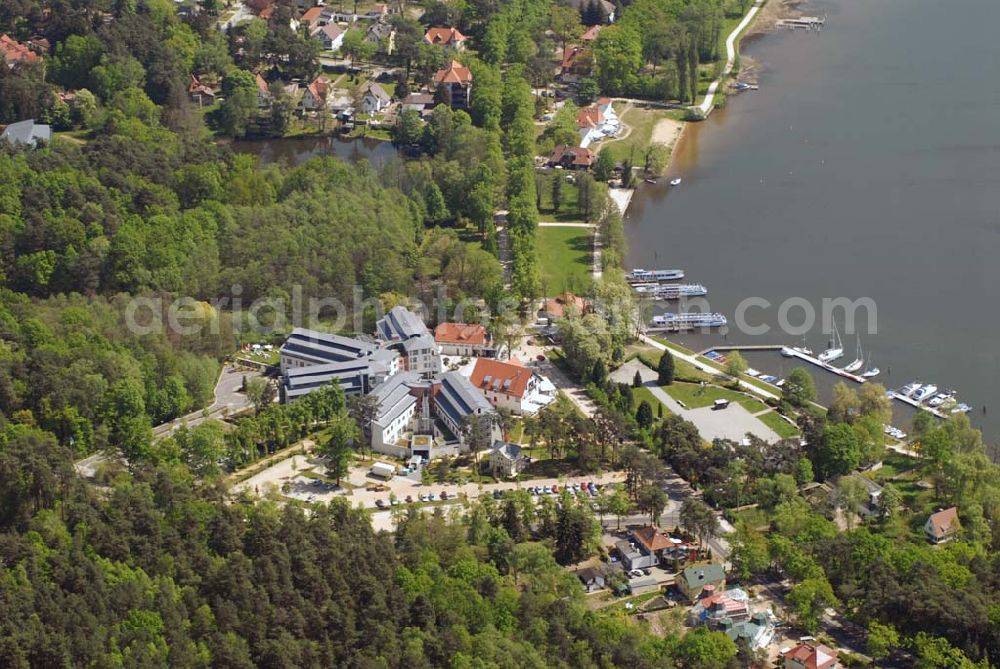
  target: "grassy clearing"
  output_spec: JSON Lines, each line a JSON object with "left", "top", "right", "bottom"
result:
{"left": 537, "top": 173, "right": 584, "bottom": 222}
{"left": 634, "top": 348, "right": 714, "bottom": 384}
{"left": 662, "top": 381, "right": 766, "bottom": 413}
{"left": 634, "top": 386, "right": 673, "bottom": 420}
{"left": 600, "top": 106, "right": 671, "bottom": 166}
{"left": 649, "top": 337, "right": 780, "bottom": 397}
{"left": 536, "top": 225, "right": 593, "bottom": 296}
{"left": 757, "top": 410, "right": 800, "bottom": 439}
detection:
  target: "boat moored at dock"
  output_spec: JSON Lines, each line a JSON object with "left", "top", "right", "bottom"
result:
{"left": 637, "top": 283, "right": 708, "bottom": 300}
{"left": 627, "top": 268, "right": 685, "bottom": 283}
{"left": 649, "top": 312, "right": 727, "bottom": 330}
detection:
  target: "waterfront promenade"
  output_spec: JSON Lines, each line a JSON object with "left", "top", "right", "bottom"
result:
{"left": 698, "top": 0, "right": 764, "bottom": 116}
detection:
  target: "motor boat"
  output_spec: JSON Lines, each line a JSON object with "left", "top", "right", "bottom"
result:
{"left": 670, "top": 177, "right": 682, "bottom": 186}
{"left": 912, "top": 385, "right": 938, "bottom": 402}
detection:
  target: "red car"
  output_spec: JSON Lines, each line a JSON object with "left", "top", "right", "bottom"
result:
{"left": 536, "top": 354, "right": 546, "bottom": 362}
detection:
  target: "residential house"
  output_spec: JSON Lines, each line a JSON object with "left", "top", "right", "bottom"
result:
{"left": 255, "top": 73, "right": 272, "bottom": 107}
{"left": 925, "top": 506, "right": 961, "bottom": 544}
{"left": 188, "top": 75, "right": 218, "bottom": 106}
{"left": 563, "top": 0, "right": 616, "bottom": 23}
{"left": 311, "top": 23, "right": 345, "bottom": 51}
{"left": 547, "top": 145, "right": 595, "bottom": 170}
{"left": 539, "top": 292, "right": 589, "bottom": 322}
{"left": 434, "top": 322, "right": 494, "bottom": 357}
{"left": 581, "top": 25, "right": 603, "bottom": 42}
{"left": 0, "top": 119, "right": 51, "bottom": 147}
{"left": 376, "top": 306, "right": 442, "bottom": 376}
{"left": 360, "top": 81, "right": 391, "bottom": 114}
{"left": 833, "top": 473, "right": 884, "bottom": 517}
{"left": 1, "top": 34, "right": 41, "bottom": 69}
{"left": 560, "top": 45, "right": 592, "bottom": 79}
{"left": 718, "top": 613, "right": 774, "bottom": 651}
{"left": 783, "top": 642, "right": 839, "bottom": 669}
{"left": 366, "top": 21, "right": 396, "bottom": 54}
{"left": 466, "top": 357, "right": 556, "bottom": 415}
{"left": 615, "top": 526, "right": 674, "bottom": 570}
{"left": 300, "top": 75, "right": 332, "bottom": 111}
{"left": 577, "top": 97, "right": 618, "bottom": 148}
{"left": 300, "top": 5, "right": 326, "bottom": 28}
{"left": 362, "top": 3, "right": 389, "bottom": 20}
{"left": 433, "top": 60, "right": 473, "bottom": 109}
{"left": 576, "top": 566, "right": 606, "bottom": 593}
{"left": 490, "top": 441, "right": 526, "bottom": 478}
{"left": 401, "top": 92, "right": 436, "bottom": 117}
{"left": 688, "top": 588, "right": 751, "bottom": 627}
{"left": 424, "top": 27, "right": 468, "bottom": 52}
{"left": 676, "top": 563, "right": 727, "bottom": 602}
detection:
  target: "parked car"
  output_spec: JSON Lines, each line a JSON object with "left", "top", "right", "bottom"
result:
{"left": 440, "top": 491, "right": 449, "bottom": 500}
{"left": 375, "top": 499, "right": 385, "bottom": 509}
{"left": 428, "top": 493, "right": 436, "bottom": 502}
{"left": 642, "top": 568, "right": 652, "bottom": 576}
{"left": 552, "top": 485, "right": 560, "bottom": 493}
{"left": 629, "top": 569, "right": 644, "bottom": 578}
{"left": 419, "top": 494, "right": 429, "bottom": 502}
{"left": 543, "top": 486, "right": 551, "bottom": 494}
{"left": 405, "top": 495, "right": 413, "bottom": 503}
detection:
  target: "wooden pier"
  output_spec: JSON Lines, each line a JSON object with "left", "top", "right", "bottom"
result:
{"left": 783, "top": 348, "right": 867, "bottom": 384}
{"left": 776, "top": 15, "right": 826, "bottom": 30}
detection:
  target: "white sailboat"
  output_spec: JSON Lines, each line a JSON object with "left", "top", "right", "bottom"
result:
{"left": 861, "top": 353, "right": 880, "bottom": 378}
{"left": 818, "top": 321, "right": 844, "bottom": 363}
{"left": 841, "top": 335, "right": 864, "bottom": 373}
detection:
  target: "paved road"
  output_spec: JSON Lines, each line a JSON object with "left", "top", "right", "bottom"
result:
{"left": 697, "top": 0, "right": 764, "bottom": 115}
{"left": 152, "top": 364, "right": 260, "bottom": 437}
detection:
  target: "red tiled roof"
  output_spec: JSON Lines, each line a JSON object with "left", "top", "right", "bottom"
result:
{"left": 435, "top": 323, "right": 488, "bottom": 346}
{"left": 548, "top": 145, "right": 594, "bottom": 167}
{"left": 561, "top": 45, "right": 591, "bottom": 74}
{"left": 581, "top": 25, "right": 602, "bottom": 41}
{"left": 577, "top": 105, "right": 603, "bottom": 129}
{"left": 927, "top": 507, "right": 961, "bottom": 538}
{"left": 470, "top": 358, "right": 533, "bottom": 399}
{"left": 425, "top": 27, "right": 467, "bottom": 46}
{"left": 255, "top": 73, "right": 269, "bottom": 94}
{"left": 542, "top": 293, "right": 588, "bottom": 318}
{"left": 301, "top": 6, "right": 323, "bottom": 22}
{"left": 783, "top": 643, "right": 838, "bottom": 669}
{"left": 632, "top": 526, "right": 673, "bottom": 552}
{"left": 434, "top": 60, "right": 472, "bottom": 85}
{"left": 0, "top": 34, "right": 40, "bottom": 67}
{"left": 305, "top": 76, "right": 331, "bottom": 102}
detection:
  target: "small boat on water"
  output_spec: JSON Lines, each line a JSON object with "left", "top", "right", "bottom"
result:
{"left": 928, "top": 391, "right": 955, "bottom": 408}
{"left": 818, "top": 321, "right": 844, "bottom": 363}
{"left": 912, "top": 385, "right": 938, "bottom": 402}
{"left": 899, "top": 382, "right": 922, "bottom": 397}
{"left": 645, "top": 177, "right": 659, "bottom": 184}
{"left": 861, "top": 353, "right": 880, "bottom": 378}
{"left": 841, "top": 335, "right": 864, "bottom": 373}
{"left": 952, "top": 403, "right": 972, "bottom": 414}
{"left": 780, "top": 346, "right": 796, "bottom": 357}
{"left": 670, "top": 177, "right": 682, "bottom": 186}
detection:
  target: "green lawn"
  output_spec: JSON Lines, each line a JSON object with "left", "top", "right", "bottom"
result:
{"left": 757, "top": 410, "right": 800, "bottom": 439}
{"left": 634, "top": 386, "right": 672, "bottom": 421}
{"left": 635, "top": 348, "right": 714, "bottom": 384}
{"left": 600, "top": 106, "right": 673, "bottom": 167}
{"left": 537, "top": 172, "right": 584, "bottom": 222}
{"left": 536, "top": 226, "right": 593, "bottom": 296}
{"left": 649, "top": 337, "right": 781, "bottom": 397}
{"left": 662, "top": 382, "right": 766, "bottom": 413}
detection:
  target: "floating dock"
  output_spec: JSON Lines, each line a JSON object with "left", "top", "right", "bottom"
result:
{"left": 782, "top": 347, "right": 867, "bottom": 384}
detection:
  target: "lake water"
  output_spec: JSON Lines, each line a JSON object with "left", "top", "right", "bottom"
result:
{"left": 230, "top": 134, "right": 397, "bottom": 167}
{"left": 626, "top": 0, "right": 1000, "bottom": 437}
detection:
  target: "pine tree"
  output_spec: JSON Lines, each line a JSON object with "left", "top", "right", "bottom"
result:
{"left": 633, "top": 370, "right": 643, "bottom": 388}
{"left": 636, "top": 400, "right": 654, "bottom": 429}
{"left": 657, "top": 350, "right": 675, "bottom": 385}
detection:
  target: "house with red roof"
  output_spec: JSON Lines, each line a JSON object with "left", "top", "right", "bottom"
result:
{"left": 433, "top": 60, "right": 473, "bottom": 109}
{"left": 424, "top": 27, "right": 468, "bottom": 52}
{"left": 783, "top": 642, "right": 839, "bottom": 669}
{"left": 560, "top": 44, "right": 593, "bottom": 79}
{"left": 1, "top": 34, "right": 41, "bottom": 69}
{"left": 546, "top": 145, "right": 595, "bottom": 171}
{"left": 254, "top": 73, "right": 273, "bottom": 107}
{"left": 581, "top": 25, "right": 603, "bottom": 42}
{"left": 465, "top": 357, "right": 555, "bottom": 415}
{"left": 188, "top": 75, "right": 218, "bottom": 107}
{"left": 300, "top": 75, "right": 332, "bottom": 111}
{"left": 539, "top": 292, "right": 589, "bottom": 321}
{"left": 434, "top": 322, "right": 494, "bottom": 357}
{"left": 577, "top": 97, "right": 618, "bottom": 148}
{"left": 925, "top": 506, "right": 961, "bottom": 544}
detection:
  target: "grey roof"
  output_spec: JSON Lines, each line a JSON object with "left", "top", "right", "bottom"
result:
{"left": 563, "top": 0, "right": 615, "bottom": 17}
{"left": 491, "top": 440, "right": 522, "bottom": 462}
{"left": 681, "top": 563, "right": 726, "bottom": 586}
{"left": 371, "top": 371, "right": 420, "bottom": 425}
{"left": 615, "top": 540, "right": 640, "bottom": 559}
{"left": 282, "top": 359, "right": 376, "bottom": 398}
{"left": 435, "top": 371, "right": 494, "bottom": 426}
{"left": 366, "top": 22, "right": 394, "bottom": 42}
{"left": 376, "top": 306, "right": 430, "bottom": 342}
{"left": 363, "top": 81, "right": 391, "bottom": 103}
{"left": 281, "top": 328, "right": 380, "bottom": 365}
{"left": 1, "top": 119, "right": 51, "bottom": 147}
{"left": 577, "top": 566, "right": 604, "bottom": 582}
{"left": 401, "top": 332, "right": 436, "bottom": 353}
